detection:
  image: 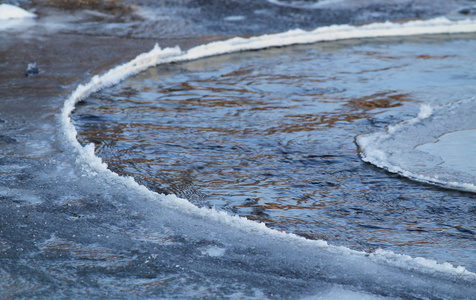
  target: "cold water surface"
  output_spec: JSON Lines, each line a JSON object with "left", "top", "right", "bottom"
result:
{"left": 73, "top": 34, "right": 476, "bottom": 271}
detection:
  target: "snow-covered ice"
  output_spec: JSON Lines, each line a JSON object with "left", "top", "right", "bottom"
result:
{"left": 0, "top": 4, "right": 36, "bottom": 20}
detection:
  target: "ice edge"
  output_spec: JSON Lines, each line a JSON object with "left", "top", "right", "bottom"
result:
{"left": 60, "top": 17, "right": 476, "bottom": 280}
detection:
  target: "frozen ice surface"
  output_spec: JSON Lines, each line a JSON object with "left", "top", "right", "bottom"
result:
{"left": 358, "top": 99, "right": 476, "bottom": 192}
{"left": 417, "top": 129, "right": 476, "bottom": 176}
{"left": 0, "top": 4, "right": 36, "bottom": 20}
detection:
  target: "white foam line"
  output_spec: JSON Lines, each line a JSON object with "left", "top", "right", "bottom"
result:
{"left": 60, "top": 17, "right": 476, "bottom": 279}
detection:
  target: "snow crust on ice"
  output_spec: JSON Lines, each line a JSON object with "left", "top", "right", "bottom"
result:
{"left": 0, "top": 4, "right": 36, "bottom": 20}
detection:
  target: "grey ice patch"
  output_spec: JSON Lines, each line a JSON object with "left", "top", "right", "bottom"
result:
{"left": 201, "top": 246, "right": 226, "bottom": 257}
{"left": 224, "top": 15, "right": 246, "bottom": 21}
{"left": 0, "top": 187, "right": 42, "bottom": 205}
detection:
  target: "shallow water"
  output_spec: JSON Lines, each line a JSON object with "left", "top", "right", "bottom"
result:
{"left": 73, "top": 33, "right": 476, "bottom": 271}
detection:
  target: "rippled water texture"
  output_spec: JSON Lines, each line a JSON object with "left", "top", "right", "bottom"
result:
{"left": 73, "top": 34, "right": 476, "bottom": 271}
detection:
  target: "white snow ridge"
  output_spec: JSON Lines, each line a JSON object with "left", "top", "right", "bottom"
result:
{"left": 0, "top": 4, "right": 36, "bottom": 20}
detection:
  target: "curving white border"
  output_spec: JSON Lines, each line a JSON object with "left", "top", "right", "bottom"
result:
{"left": 60, "top": 17, "right": 476, "bottom": 280}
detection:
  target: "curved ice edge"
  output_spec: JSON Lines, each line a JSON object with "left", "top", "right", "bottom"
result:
{"left": 60, "top": 17, "right": 476, "bottom": 280}
{"left": 357, "top": 98, "right": 476, "bottom": 194}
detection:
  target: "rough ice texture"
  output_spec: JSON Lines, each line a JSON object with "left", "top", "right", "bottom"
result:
{"left": 0, "top": 4, "right": 36, "bottom": 20}
{"left": 61, "top": 18, "right": 476, "bottom": 279}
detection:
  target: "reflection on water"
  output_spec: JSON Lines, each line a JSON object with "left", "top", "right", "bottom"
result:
{"left": 73, "top": 35, "right": 476, "bottom": 270}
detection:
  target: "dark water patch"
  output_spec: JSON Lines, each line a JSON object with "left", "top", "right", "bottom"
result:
{"left": 0, "top": 135, "right": 17, "bottom": 144}
{"left": 76, "top": 114, "right": 108, "bottom": 122}
{"left": 454, "top": 226, "right": 475, "bottom": 236}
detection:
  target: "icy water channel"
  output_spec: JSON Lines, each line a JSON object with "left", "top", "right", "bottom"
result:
{"left": 73, "top": 33, "right": 476, "bottom": 271}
